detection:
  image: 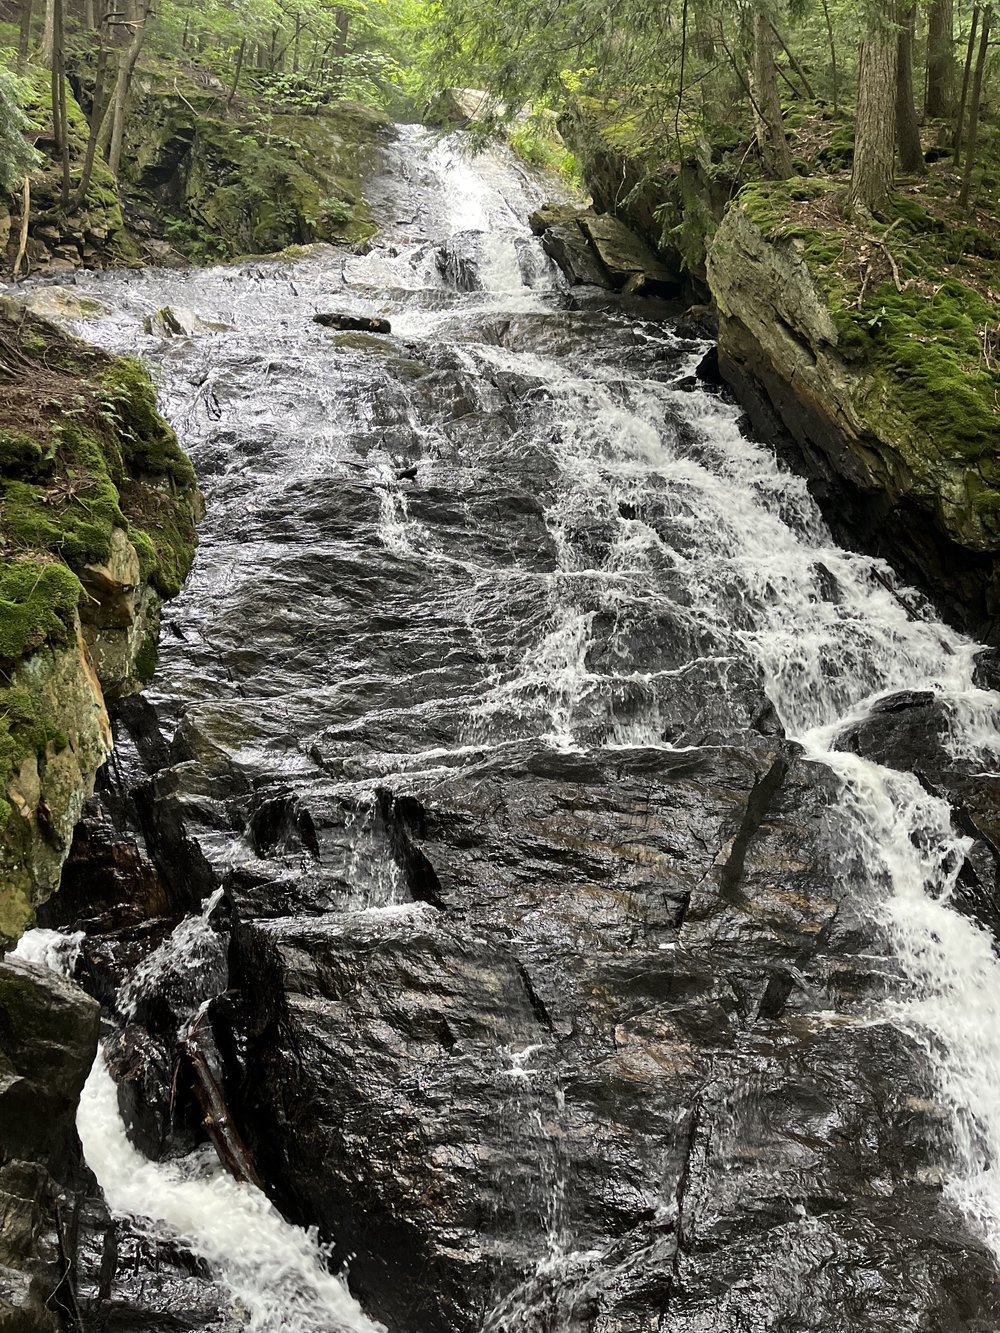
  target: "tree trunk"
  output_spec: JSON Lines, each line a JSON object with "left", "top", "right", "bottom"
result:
{"left": 820, "top": 0, "right": 839, "bottom": 113}
{"left": 292, "top": 12, "right": 302, "bottom": 73}
{"left": 926, "top": 0, "right": 955, "bottom": 114}
{"left": 749, "top": 9, "right": 794, "bottom": 179}
{"left": 227, "top": 37, "right": 246, "bottom": 107}
{"left": 896, "top": 1, "right": 925, "bottom": 173}
{"left": 41, "top": 0, "right": 54, "bottom": 66}
{"left": 769, "top": 21, "right": 816, "bottom": 99}
{"left": 49, "top": 0, "right": 70, "bottom": 203}
{"left": 959, "top": 4, "right": 992, "bottom": 207}
{"left": 328, "top": 8, "right": 350, "bottom": 88}
{"left": 954, "top": 5, "right": 979, "bottom": 161}
{"left": 17, "top": 0, "right": 33, "bottom": 71}
{"left": 848, "top": 14, "right": 898, "bottom": 216}
{"left": 74, "top": 31, "right": 110, "bottom": 206}
{"left": 107, "top": 0, "right": 152, "bottom": 178}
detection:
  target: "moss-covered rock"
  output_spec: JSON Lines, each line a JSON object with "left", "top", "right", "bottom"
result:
{"left": 707, "top": 196, "right": 1000, "bottom": 639}
{"left": 0, "top": 301, "right": 200, "bottom": 946}
{"left": 122, "top": 69, "right": 392, "bottom": 263}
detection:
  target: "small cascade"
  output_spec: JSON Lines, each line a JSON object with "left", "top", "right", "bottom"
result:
{"left": 78, "top": 1057, "right": 383, "bottom": 1333}
{"left": 17, "top": 911, "right": 384, "bottom": 1333}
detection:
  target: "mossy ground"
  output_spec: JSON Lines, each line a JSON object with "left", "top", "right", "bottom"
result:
{"left": 737, "top": 168, "right": 1000, "bottom": 495}
{"left": 0, "top": 302, "right": 199, "bottom": 825}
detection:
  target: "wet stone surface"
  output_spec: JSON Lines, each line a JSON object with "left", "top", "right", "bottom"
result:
{"left": 44, "top": 126, "right": 1000, "bottom": 1331}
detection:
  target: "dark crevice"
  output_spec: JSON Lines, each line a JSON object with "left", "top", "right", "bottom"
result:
{"left": 515, "top": 960, "right": 555, "bottom": 1033}
{"left": 718, "top": 751, "right": 790, "bottom": 903}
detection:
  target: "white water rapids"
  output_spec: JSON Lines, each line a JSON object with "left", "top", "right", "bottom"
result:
{"left": 19, "top": 123, "right": 1000, "bottom": 1318}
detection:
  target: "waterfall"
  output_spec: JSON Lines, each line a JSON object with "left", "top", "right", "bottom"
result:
{"left": 42, "top": 122, "right": 1000, "bottom": 1327}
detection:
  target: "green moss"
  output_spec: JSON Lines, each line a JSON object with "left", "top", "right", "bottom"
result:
{"left": 734, "top": 181, "right": 1000, "bottom": 541}
{"left": 133, "top": 620, "right": 160, "bottom": 684}
{"left": 0, "top": 560, "right": 81, "bottom": 661}
{"left": 0, "top": 682, "right": 70, "bottom": 834}
{"left": 739, "top": 176, "right": 841, "bottom": 235}
{"left": 0, "top": 431, "right": 46, "bottom": 478}
{"left": 98, "top": 358, "right": 197, "bottom": 487}
{"left": 121, "top": 83, "right": 388, "bottom": 262}
{"left": 0, "top": 308, "right": 199, "bottom": 648}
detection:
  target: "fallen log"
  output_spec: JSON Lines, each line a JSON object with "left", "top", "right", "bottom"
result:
{"left": 178, "top": 1026, "right": 265, "bottom": 1190}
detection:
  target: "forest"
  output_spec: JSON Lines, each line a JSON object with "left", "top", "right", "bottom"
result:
{"left": 0, "top": 0, "right": 995, "bottom": 266}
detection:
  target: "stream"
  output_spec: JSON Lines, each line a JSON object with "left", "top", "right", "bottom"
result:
{"left": 24, "top": 124, "right": 1000, "bottom": 1330}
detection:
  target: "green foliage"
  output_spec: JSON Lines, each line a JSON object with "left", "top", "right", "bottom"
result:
{"left": 507, "top": 112, "right": 582, "bottom": 186}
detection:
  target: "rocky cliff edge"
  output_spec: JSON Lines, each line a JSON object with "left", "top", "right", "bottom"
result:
{"left": 0, "top": 294, "right": 200, "bottom": 947}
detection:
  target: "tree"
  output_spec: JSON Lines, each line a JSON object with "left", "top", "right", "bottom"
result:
{"left": 895, "top": 0, "right": 924, "bottom": 174}
{"left": 17, "top": 0, "right": 34, "bottom": 73}
{"left": 848, "top": 5, "right": 898, "bottom": 216}
{"left": 107, "top": 0, "right": 155, "bottom": 178}
{"left": 959, "top": 2, "right": 992, "bottom": 207}
{"left": 925, "top": 0, "right": 955, "bottom": 116}
{"left": 954, "top": 4, "right": 980, "bottom": 162}
{"left": 750, "top": 7, "right": 794, "bottom": 179}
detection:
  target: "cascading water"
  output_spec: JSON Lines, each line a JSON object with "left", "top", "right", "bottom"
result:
{"left": 36, "top": 122, "right": 1000, "bottom": 1327}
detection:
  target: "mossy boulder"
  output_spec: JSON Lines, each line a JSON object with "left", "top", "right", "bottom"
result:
{"left": 0, "top": 301, "right": 200, "bottom": 946}
{"left": 122, "top": 70, "right": 392, "bottom": 263}
{"left": 706, "top": 195, "right": 1000, "bottom": 639}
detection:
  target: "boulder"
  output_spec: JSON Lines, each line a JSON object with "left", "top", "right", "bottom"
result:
{"left": 528, "top": 202, "right": 590, "bottom": 236}
{"left": 707, "top": 204, "right": 1000, "bottom": 643}
{"left": 143, "top": 306, "right": 229, "bottom": 337}
{"left": 423, "top": 88, "right": 492, "bottom": 127}
{"left": 18, "top": 287, "right": 110, "bottom": 323}
{"left": 541, "top": 223, "right": 613, "bottom": 289}
{"left": 578, "top": 213, "right": 680, "bottom": 294}
{"left": 0, "top": 958, "right": 99, "bottom": 1333}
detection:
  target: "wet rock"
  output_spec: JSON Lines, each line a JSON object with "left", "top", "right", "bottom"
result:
{"left": 313, "top": 311, "right": 392, "bottom": 334}
{"left": 836, "top": 691, "right": 1000, "bottom": 936}
{"left": 423, "top": 88, "right": 492, "bottom": 127}
{"left": 48, "top": 128, "right": 1000, "bottom": 1333}
{"left": 707, "top": 204, "right": 1000, "bottom": 643}
{"left": 541, "top": 223, "right": 613, "bottom": 289}
{"left": 0, "top": 958, "right": 99, "bottom": 1333}
{"left": 143, "top": 306, "right": 230, "bottom": 337}
{"left": 17, "top": 285, "right": 111, "bottom": 323}
{"left": 578, "top": 213, "right": 680, "bottom": 295}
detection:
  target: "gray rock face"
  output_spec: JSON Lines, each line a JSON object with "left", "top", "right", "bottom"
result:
{"left": 48, "top": 127, "right": 1000, "bottom": 1333}
{"left": 532, "top": 203, "right": 680, "bottom": 295}
{"left": 0, "top": 959, "right": 98, "bottom": 1333}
